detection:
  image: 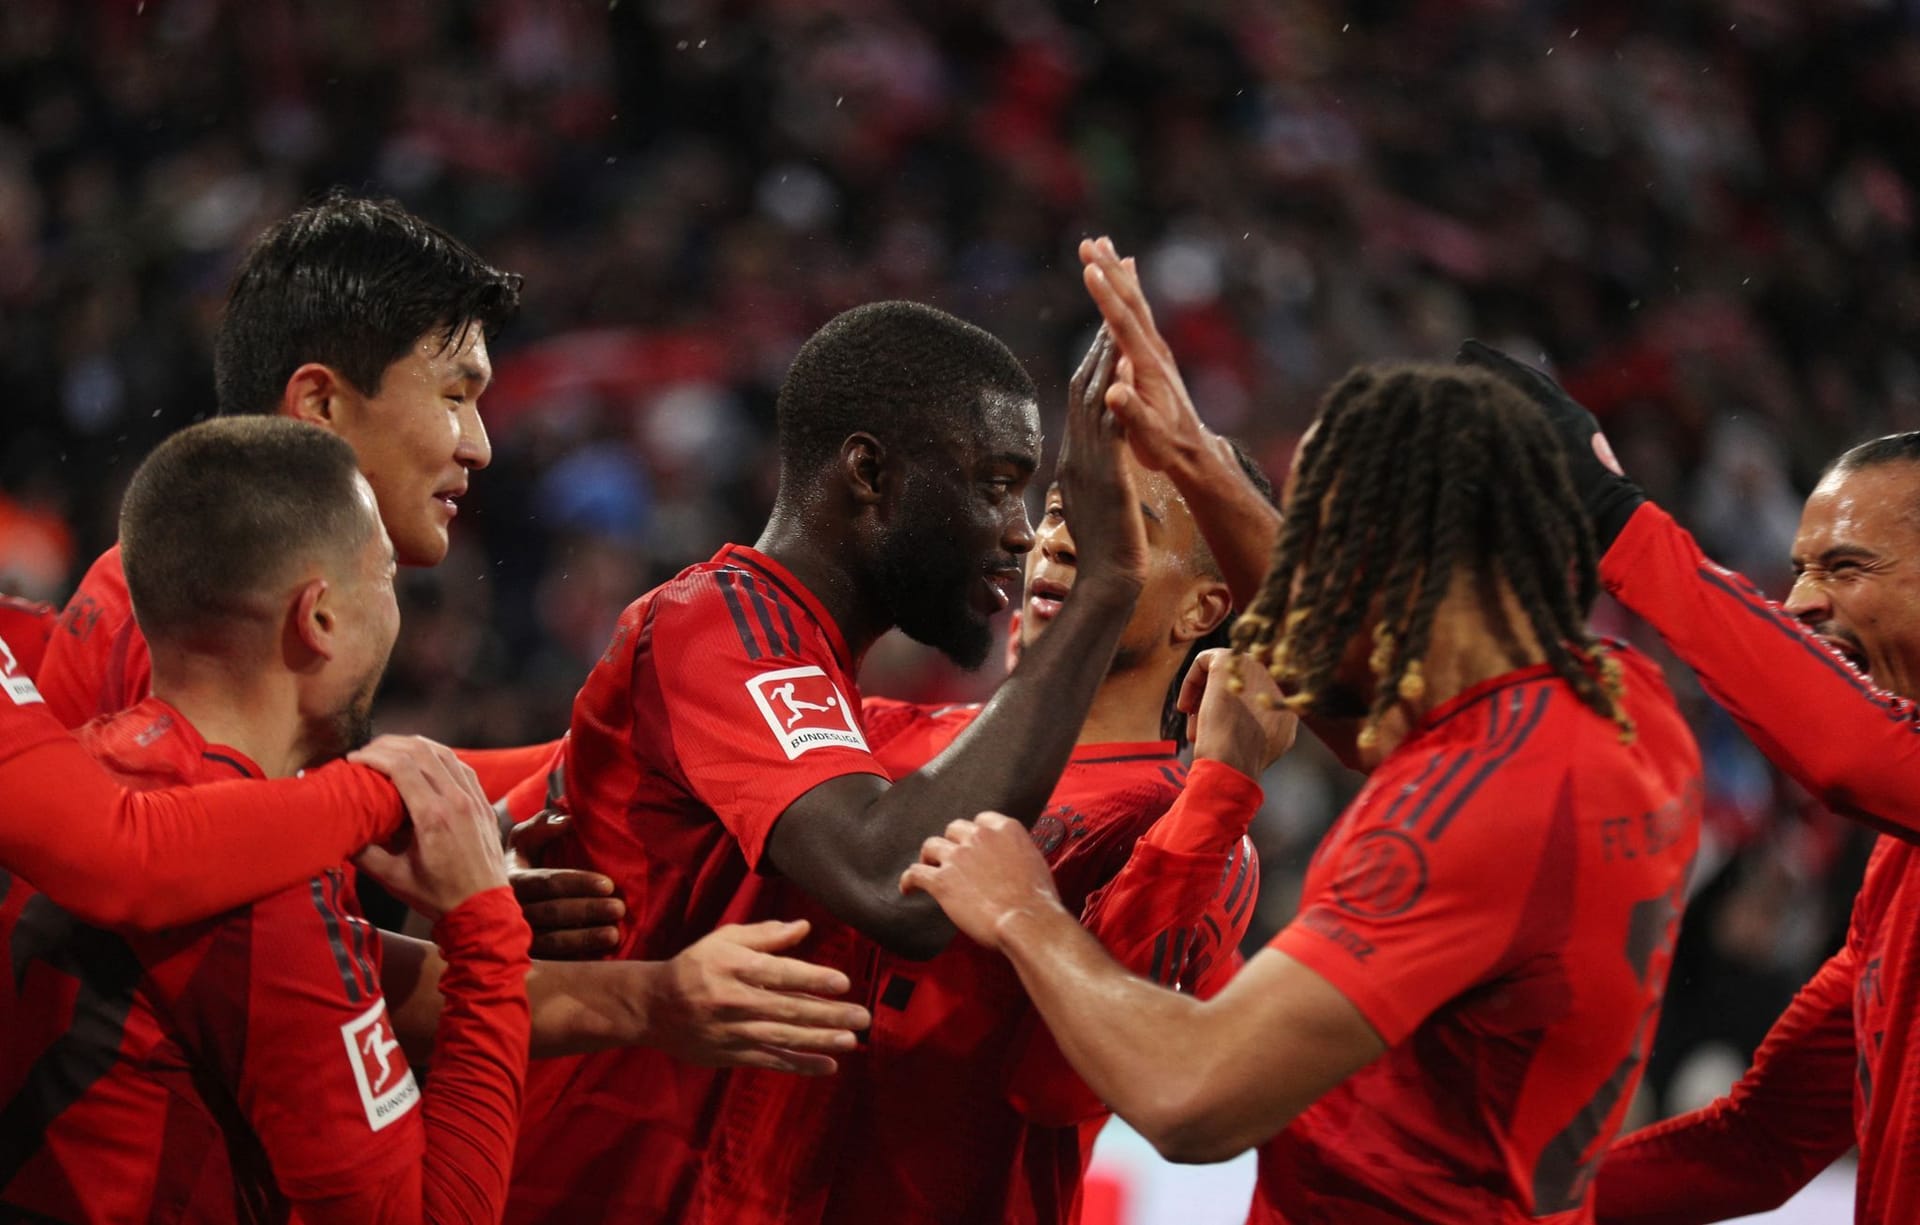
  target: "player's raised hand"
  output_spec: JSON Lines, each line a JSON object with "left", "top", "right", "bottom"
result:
{"left": 899, "top": 814, "right": 1065, "bottom": 951}
{"left": 349, "top": 734, "right": 510, "bottom": 920}
{"left": 1180, "top": 649, "right": 1298, "bottom": 778}
{"left": 1056, "top": 324, "right": 1149, "bottom": 592}
{"left": 1455, "top": 340, "right": 1646, "bottom": 550}
{"left": 649, "top": 919, "right": 870, "bottom": 1076}
{"left": 1079, "top": 235, "right": 1210, "bottom": 477}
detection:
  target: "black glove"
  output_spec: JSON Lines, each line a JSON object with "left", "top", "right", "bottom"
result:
{"left": 1457, "top": 339, "right": 1646, "bottom": 552}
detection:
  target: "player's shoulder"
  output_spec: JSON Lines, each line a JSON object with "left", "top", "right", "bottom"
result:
{"left": 76, "top": 697, "right": 208, "bottom": 789}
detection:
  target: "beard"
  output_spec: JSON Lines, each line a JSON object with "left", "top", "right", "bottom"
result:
{"left": 871, "top": 480, "right": 1001, "bottom": 670}
{"left": 320, "top": 649, "right": 390, "bottom": 760}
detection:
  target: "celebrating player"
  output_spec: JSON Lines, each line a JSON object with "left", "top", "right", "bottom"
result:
{"left": 689, "top": 442, "right": 1283, "bottom": 1224}
{"left": 505, "top": 302, "right": 1150, "bottom": 1222}
{"left": 1453, "top": 346, "right": 1920, "bottom": 1224}
{"left": 906, "top": 358, "right": 1706, "bottom": 1223}
{"left": 1, "top": 417, "right": 533, "bottom": 1224}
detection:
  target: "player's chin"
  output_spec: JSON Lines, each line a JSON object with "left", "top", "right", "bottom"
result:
{"left": 393, "top": 521, "right": 450, "bottom": 568}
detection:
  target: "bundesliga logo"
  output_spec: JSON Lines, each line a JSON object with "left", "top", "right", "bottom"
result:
{"left": 745, "top": 666, "right": 868, "bottom": 759}
{"left": 341, "top": 999, "right": 421, "bottom": 1132}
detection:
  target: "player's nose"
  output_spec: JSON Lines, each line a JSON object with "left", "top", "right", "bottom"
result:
{"left": 1037, "top": 516, "right": 1075, "bottom": 566}
{"left": 1783, "top": 574, "right": 1829, "bottom": 626}
{"left": 1003, "top": 501, "right": 1035, "bottom": 555}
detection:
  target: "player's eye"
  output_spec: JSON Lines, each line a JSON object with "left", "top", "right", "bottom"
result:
{"left": 1043, "top": 505, "right": 1065, "bottom": 523}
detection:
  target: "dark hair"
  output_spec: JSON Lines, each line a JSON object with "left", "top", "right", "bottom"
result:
{"left": 121, "top": 417, "right": 372, "bottom": 645}
{"left": 214, "top": 190, "right": 522, "bottom": 416}
{"left": 1164, "top": 438, "right": 1278, "bottom": 743}
{"left": 1828, "top": 432, "right": 1920, "bottom": 480}
{"left": 774, "top": 301, "right": 1037, "bottom": 480}
{"left": 1233, "top": 364, "right": 1630, "bottom": 750}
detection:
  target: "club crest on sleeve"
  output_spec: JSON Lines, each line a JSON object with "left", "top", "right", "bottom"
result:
{"left": 746, "top": 665, "right": 869, "bottom": 759}
{"left": 340, "top": 998, "right": 420, "bottom": 1132}
{"left": 0, "top": 635, "right": 42, "bottom": 707}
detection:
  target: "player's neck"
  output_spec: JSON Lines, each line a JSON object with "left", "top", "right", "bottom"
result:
{"left": 753, "top": 516, "right": 887, "bottom": 661}
{"left": 148, "top": 652, "right": 309, "bottom": 779}
{"left": 1077, "top": 654, "right": 1176, "bottom": 746}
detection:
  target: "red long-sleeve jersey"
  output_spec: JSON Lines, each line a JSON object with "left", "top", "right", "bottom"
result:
{"left": 0, "top": 631, "right": 406, "bottom": 929}
{"left": 0, "top": 697, "right": 532, "bottom": 1224}
{"left": 36, "top": 545, "right": 557, "bottom": 797}
{"left": 693, "top": 699, "right": 1261, "bottom": 1225}
{"left": 1592, "top": 502, "right": 1920, "bottom": 1224}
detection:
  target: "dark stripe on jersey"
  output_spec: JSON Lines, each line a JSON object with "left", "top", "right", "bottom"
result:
{"left": 738, "top": 574, "right": 793, "bottom": 659}
{"left": 731, "top": 554, "right": 852, "bottom": 673}
{"left": 1229, "top": 843, "right": 1259, "bottom": 928}
{"left": 333, "top": 870, "right": 376, "bottom": 998}
{"left": 1169, "top": 929, "right": 1190, "bottom": 984}
{"left": 1074, "top": 752, "right": 1181, "bottom": 765}
{"left": 1398, "top": 751, "right": 1480, "bottom": 831}
{"left": 1397, "top": 686, "right": 1535, "bottom": 833}
{"left": 1698, "top": 563, "right": 1880, "bottom": 696}
{"left": 1425, "top": 688, "right": 1554, "bottom": 843}
{"left": 714, "top": 570, "right": 764, "bottom": 661}
{"left": 201, "top": 751, "right": 254, "bottom": 779}
{"left": 1223, "top": 842, "right": 1253, "bottom": 912}
{"left": 1202, "top": 914, "right": 1223, "bottom": 945}
{"left": 1158, "top": 765, "right": 1185, "bottom": 789}
{"left": 1382, "top": 751, "right": 1448, "bottom": 828}
{"left": 308, "top": 877, "right": 363, "bottom": 1004}
{"left": 1150, "top": 931, "right": 1171, "bottom": 983}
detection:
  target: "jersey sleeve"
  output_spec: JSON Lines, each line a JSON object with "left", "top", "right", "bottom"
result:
{"left": 38, "top": 549, "right": 150, "bottom": 728}
{"left": 1271, "top": 777, "right": 1558, "bottom": 1047}
{"left": 190, "top": 877, "right": 530, "bottom": 1225}
{"left": 651, "top": 581, "right": 888, "bottom": 867}
{"left": 1604, "top": 502, "right": 1920, "bottom": 839}
{"left": 1593, "top": 943, "right": 1858, "bottom": 1224}
{"left": 1006, "top": 760, "right": 1264, "bottom": 1126}
{"left": 0, "top": 597, "right": 56, "bottom": 680}
{"left": 455, "top": 740, "right": 565, "bottom": 804}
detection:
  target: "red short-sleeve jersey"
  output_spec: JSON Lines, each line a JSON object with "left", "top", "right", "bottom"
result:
{"left": 1, "top": 701, "right": 413, "bottom": 1221}
{"left": 691, "top": 700, "right": 1262, "bottom": 1225}
{"left": 508, "top": 546, "right": 889, "bottom": 1224}
{"left": 0, "top": 596, "right": 56, "bottom": 681}
{"left": 1257, "top": 650, "right": 1703, "bottom": 1224}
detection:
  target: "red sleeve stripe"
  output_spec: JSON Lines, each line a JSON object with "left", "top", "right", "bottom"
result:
{"left": 714, "top": 570, "right": 766, "bottom": 661}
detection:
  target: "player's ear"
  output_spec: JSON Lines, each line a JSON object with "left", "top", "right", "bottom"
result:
{"left": 839, "top": 432, "right": 888, "bottom": 508}
{"left": 1174, "top": 579, "right": 1232, "bottom": 646}
{"left": 289, "top": 577, "right": 338, "bottom": 664}
{"left": 282, "top": 363, "right": 354, "bottom": 432}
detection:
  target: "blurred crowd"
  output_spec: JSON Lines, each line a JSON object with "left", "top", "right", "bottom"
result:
{"left": 3, "top": 0, "right": 1917, "bottom": 1124}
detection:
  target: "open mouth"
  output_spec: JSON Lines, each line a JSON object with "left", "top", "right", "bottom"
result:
{"left": 981, "top": 570, "right": 1020, "bottom": 614}
{"left": 1816, "top": 633, "right": 1869, "bottom": 675}
{"left": 1026, "top": 575, "right": 1071, "bottom": 622}
{"left": 433, "top": 485, "right": 466, "bottom": 517}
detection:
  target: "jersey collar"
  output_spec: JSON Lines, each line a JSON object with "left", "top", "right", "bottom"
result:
{"left": 1070, "top": 741, "right": 1181, "bottom": 764}
{"left": 712, "top": 544, "right": 856, "bottom": 674}
{"left": 1411, "top": 661, "right": 1560, "bottom": 740}
{"left": 91, "top": 696, "right": 267, "bottom": 782}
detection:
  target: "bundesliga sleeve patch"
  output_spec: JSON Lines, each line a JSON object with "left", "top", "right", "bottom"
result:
{"left": 0, "top": 634, "right": 42, "bottom": 707}
{"left": 746, "top": 665, "right": 870, "bottom": 759}
{"left": 340, "top": 998, "right": 421, "bottom": 1132}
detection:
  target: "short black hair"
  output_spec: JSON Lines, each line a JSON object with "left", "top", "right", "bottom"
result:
{"left": 1165, "top": 438, "right": 1279, "bottom": 743}
{"left": 214, "top": 190, "right": 522, "bottom": 417}
{"left": 121, "top": 417, "right": 372, "bottom": 646}
{"left": 1829, "top": 432, "right": 1920, "bottom": 480}
{"left": 774, "top": 301, "right": 1037, "bottom": 480}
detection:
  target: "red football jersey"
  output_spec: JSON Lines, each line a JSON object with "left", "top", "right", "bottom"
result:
{"left": 0, "top": 595, "right": 55, "bottom": 680}
{"left": 507, "top": 545, "right": 889, "bottom": 1224}
{"left": 38, "top": 545, "right": 147, "bottom": 728}
{"left": 0, "top": 697, "right": 531, "bottom": 1224}
{"left": 693, "top": 700, "right": 1262, "bottom": 1225}
{"left": 0, "top": 631, "right": 406, "bottom": 930}
{"left": 1590, "top": 503, "right": 1920, "bottom": 1225}
{"left": 1256, "top": 650, "right": 1703, "bottom": 1224}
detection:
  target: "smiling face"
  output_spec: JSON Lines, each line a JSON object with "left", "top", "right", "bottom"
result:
{"left": 1786, "top": 461, "right": 1920, "bottom": 699}
{"left": 1020, "top": 452, "right": 1228, "bottom": 673}
{"left": 874, "top": 389, "right": 1040, "bottom": 669}
{"left": 319, "top": 323, "right": 494, "bottom": 568}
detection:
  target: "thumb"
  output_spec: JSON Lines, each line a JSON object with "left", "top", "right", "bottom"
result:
{"left": 899, "top": 863, "right": 937, "bottom": 898}
{"left": 1178, "top": 648, "right": 1226, "bottom": 717}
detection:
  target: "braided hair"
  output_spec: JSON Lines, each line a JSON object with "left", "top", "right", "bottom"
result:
{"left": 1230, "top": 363, "right": 1632, "bottom": 750}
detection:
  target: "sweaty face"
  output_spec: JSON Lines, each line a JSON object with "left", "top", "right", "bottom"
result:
{"left": 1021, "top": 456, "right": 1220, "bottom": 673}
{"left": 325, "top": 324, "right": 493, "bottom": 568}
{"left": 875, "top": 391, "right": 1039, "bottom": 669}
{"left": 1786, "top": 462, "right": 1920, "bottom": 699}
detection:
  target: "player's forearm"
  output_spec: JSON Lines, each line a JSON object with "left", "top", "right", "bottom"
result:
{"left": 1604, "top": 503, "right": 1920, "bottom": 836}
{"left": 997, "top": 899, "right": 1241, "bottom": 1161}
{"left": 1162, "top": 431, "right": 1280, "bottom": 610}
{"left": 0, "top": 723, "right": 404, "bottom": 929}
{"left": 416, "top": 887, "right": 531, "bottom": 1224}
{"left": 1595, "top": 1105, "right": 1840, "bottom": 1224}
{"left": 454, "top": 739, "right": 563, "bottom": 804}
{"left": 383, "top": 935, "right": 654, "bottom": 1060}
